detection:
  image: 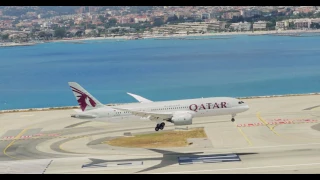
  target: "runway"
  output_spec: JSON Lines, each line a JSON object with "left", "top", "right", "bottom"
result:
{"left": 0, "top": 94, "right": 320, "bottom": 174}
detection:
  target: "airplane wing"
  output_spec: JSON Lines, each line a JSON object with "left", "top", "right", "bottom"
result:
{"left": 112, "top": 107, "right": 173, "bottom": 121}
{"left": 127, "top": 92, "right": 153, "bottom": 103}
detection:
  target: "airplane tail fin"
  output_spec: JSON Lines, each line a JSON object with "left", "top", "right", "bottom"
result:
{"left": 68, "top": 82, "right": 105, "bottom": 112}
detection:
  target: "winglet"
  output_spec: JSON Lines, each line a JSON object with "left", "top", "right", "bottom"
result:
{"left": 127, "top": 92, "right": 153, "bottom": 103}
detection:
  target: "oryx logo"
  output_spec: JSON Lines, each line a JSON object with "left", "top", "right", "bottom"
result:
{"left": 70, "top": 86, "right": 96, "bottom": 111}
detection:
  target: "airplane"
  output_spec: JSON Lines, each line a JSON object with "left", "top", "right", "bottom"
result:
{"left": 68, "top": 82, "right": 250, "bottom": 131}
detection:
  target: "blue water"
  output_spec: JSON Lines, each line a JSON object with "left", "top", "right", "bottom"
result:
{"left": 1, "top": 34, "right": 320, "bottom": 110}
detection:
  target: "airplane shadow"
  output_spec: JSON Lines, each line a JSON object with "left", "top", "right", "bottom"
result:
{"left": 83, "top": 149, "right": 258, "bottom": 173}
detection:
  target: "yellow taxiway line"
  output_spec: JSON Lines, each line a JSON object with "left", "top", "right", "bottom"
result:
{"left": 234, "top": 122, "right": 253, "bottom": 146}
{"left": 3, "top": 128, "right": 29, "bottom": 160}
{"left": 256, "top": 112, "right": 280, "bottom": 136}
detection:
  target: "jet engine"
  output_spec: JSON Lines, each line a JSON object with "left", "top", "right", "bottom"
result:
{"left": 169, "top": 112, "right": 193, "bottom": 126}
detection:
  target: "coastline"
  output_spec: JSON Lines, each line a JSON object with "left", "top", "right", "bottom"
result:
{"left": 2, "top": 29, "right": 320, "bottom": 47}
{"left": 1, "top": 92, "right": 319, "bottom": 114}
{"left": 51, "top": 29, "right": 320, "bottom": 42}
{"left": 0, "top": 42, "right": 37, "bottom": 47}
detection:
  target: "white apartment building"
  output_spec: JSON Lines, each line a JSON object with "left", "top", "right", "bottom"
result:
{"left": 253, "top": 21, "right": 267, "bottom": 30}
{"left": 153, "top": 21, "right": 226, "bottom": 34}
{"left": 276, "top": 20, "right": 289, "bottom": 30}
{"left": 230, "top": 21, "right": 251, "bottom": 31}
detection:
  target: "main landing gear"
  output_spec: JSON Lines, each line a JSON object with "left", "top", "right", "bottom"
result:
{"left": 231, "top": 114, "right": 236, "bottom": 122}
{"left": 155, "top": 122, "right": 165, "bottom": 131}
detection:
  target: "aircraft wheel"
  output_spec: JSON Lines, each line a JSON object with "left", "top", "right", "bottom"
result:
{"left": 155, "top": 127, "right": 159, "bottom": 131}
{"left": 231, "top": 118, "right": 235, "bottom": 122}
{"left": 160, "top": 122, "right": 165, "bottom": 130}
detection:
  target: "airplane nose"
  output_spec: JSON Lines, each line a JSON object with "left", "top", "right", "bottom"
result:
{"left": 244, "top": 105, "right": 249, "bottom": 110}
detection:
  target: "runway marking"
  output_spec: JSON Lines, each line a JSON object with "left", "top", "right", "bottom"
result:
{"left": 2, "top": 136, "right": 15, "bottom": 140}
{"left": 1, "top": 129, "right": 24, "bottom": 139}
{"left": 256, "top": 112, "right": 280, "bottom": 136}
{"left": 0, "top": 133, "right": 61, "bottom": 141}
{"left": 20, "top": 135, "right": 32, "bottom": 139}
{"left": 150, "top": 162, "right": 320, "bottom": 174}
{"left": 234, "top": 122, "right": 253, "bottom": 146}
{"left": 236, "top": 123, "right": 264, "bottom": 127}
{"left": 42, "top": 160, "right": 53, "bottom": 174}
{"left": 3, "top": 128, "right": 29, "bottom": 160}
{"left": 0, "top": 135, "right": 89, "bottom": 141}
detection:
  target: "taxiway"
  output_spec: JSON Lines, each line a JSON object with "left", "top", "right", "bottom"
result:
{"left": 0, "top": 95, "right": 320, "bottom": 174}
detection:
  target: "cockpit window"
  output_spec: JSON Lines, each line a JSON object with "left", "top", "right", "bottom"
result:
{"left": 238, "top": 101, "right": 244, "bottom": 104}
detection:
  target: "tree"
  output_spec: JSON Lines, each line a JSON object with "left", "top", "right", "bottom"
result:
{"left": 311, "top": 22, "right": 320, "bottom": 29}
{"left": 74, "top": 30, "right": 81, "bottom": 37}
{"left": 87, "top": 24, "right": 96, "bottom": 29}
{"left": 153, "top": 18, "right": 164, "bottom": 27}
{"left": 167, "top": 15, "right": 180, "bottom": 23}
{"left": 111, "top": 28, "right": 119, "bottom": 34}
{"left": 38, "top": 31, "right": 46, "bottom": 38}
{"left": 92, "top": 30, "right": 98, "bottom": 37}
{"left": 315, "top": 12, "right": 320, "bottom": 18}
{"left": 108, "top": 18, "right": 117, "bottom": 26}
{"left": 266, "top": 21, "right": 275, "bottom": 30}
{"left": 225, "top": 23, "right": 231, "bottom": 29}
{"left": 288, "top": 21, "right": 295, "bottom": 29}
{"left": 1, "top": 34, "right": 9, "bottom": 40}
{"left": 69, "top": 20, "right": 75, "bottom": 26}
{"left": 99, "top": 15, "right": 107, "bottom": 23}
{"left": 54, "top": 28, "right": 66, "bottom": 38}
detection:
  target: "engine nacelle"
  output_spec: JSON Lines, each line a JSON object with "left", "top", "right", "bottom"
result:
{"left": 170, "top": 112, "right": 193, "bottom": 126}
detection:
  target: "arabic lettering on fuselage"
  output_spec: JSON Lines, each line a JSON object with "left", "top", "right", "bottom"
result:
{"left": 189, "top": 102, "right": 227, "bottom": 112}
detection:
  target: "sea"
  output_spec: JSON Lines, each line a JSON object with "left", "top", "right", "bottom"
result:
{"left": 1, "top": 34, "right": 320, "bottom": 110}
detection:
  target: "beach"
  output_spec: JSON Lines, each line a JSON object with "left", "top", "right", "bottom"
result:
{"left": 42, "top": 29, "right": 320, "bottom": 43}
{"left": 1, "top": 29, "right": 320, "bottom": 46}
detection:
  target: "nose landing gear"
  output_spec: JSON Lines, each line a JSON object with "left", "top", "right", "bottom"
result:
{"left": 231, "top": 114, "right": 236, "bottom": 122}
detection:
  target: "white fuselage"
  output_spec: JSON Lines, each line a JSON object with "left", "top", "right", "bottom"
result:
{"left": 72, "top": 97, "right": 249, "bottom": 122}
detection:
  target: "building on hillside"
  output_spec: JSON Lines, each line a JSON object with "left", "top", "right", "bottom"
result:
{"left": 241, "top": 9, "right": 262, "bottom": 18}
{"left": 134, "top": 16, "right": 148, "bottom": 23}
{"left": 222, "top": 11, "right": 240, "bottom": 19}
{"left": 293, "top": 18, "right": 311, "bottom": 29}
{"left": 275, "top": 20, "right": 289, "bottom": 30}
{"left": 152, "top": 21, "right": 226, "bottom": 34}
{"left": 201, "top": 13, "right": 211, "bottom": 19}
{"left": 230, "top": 21, "right": 251, "bottom": 31}
{"left": 253, "top": 21, "right": 267, "bottom": 30}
